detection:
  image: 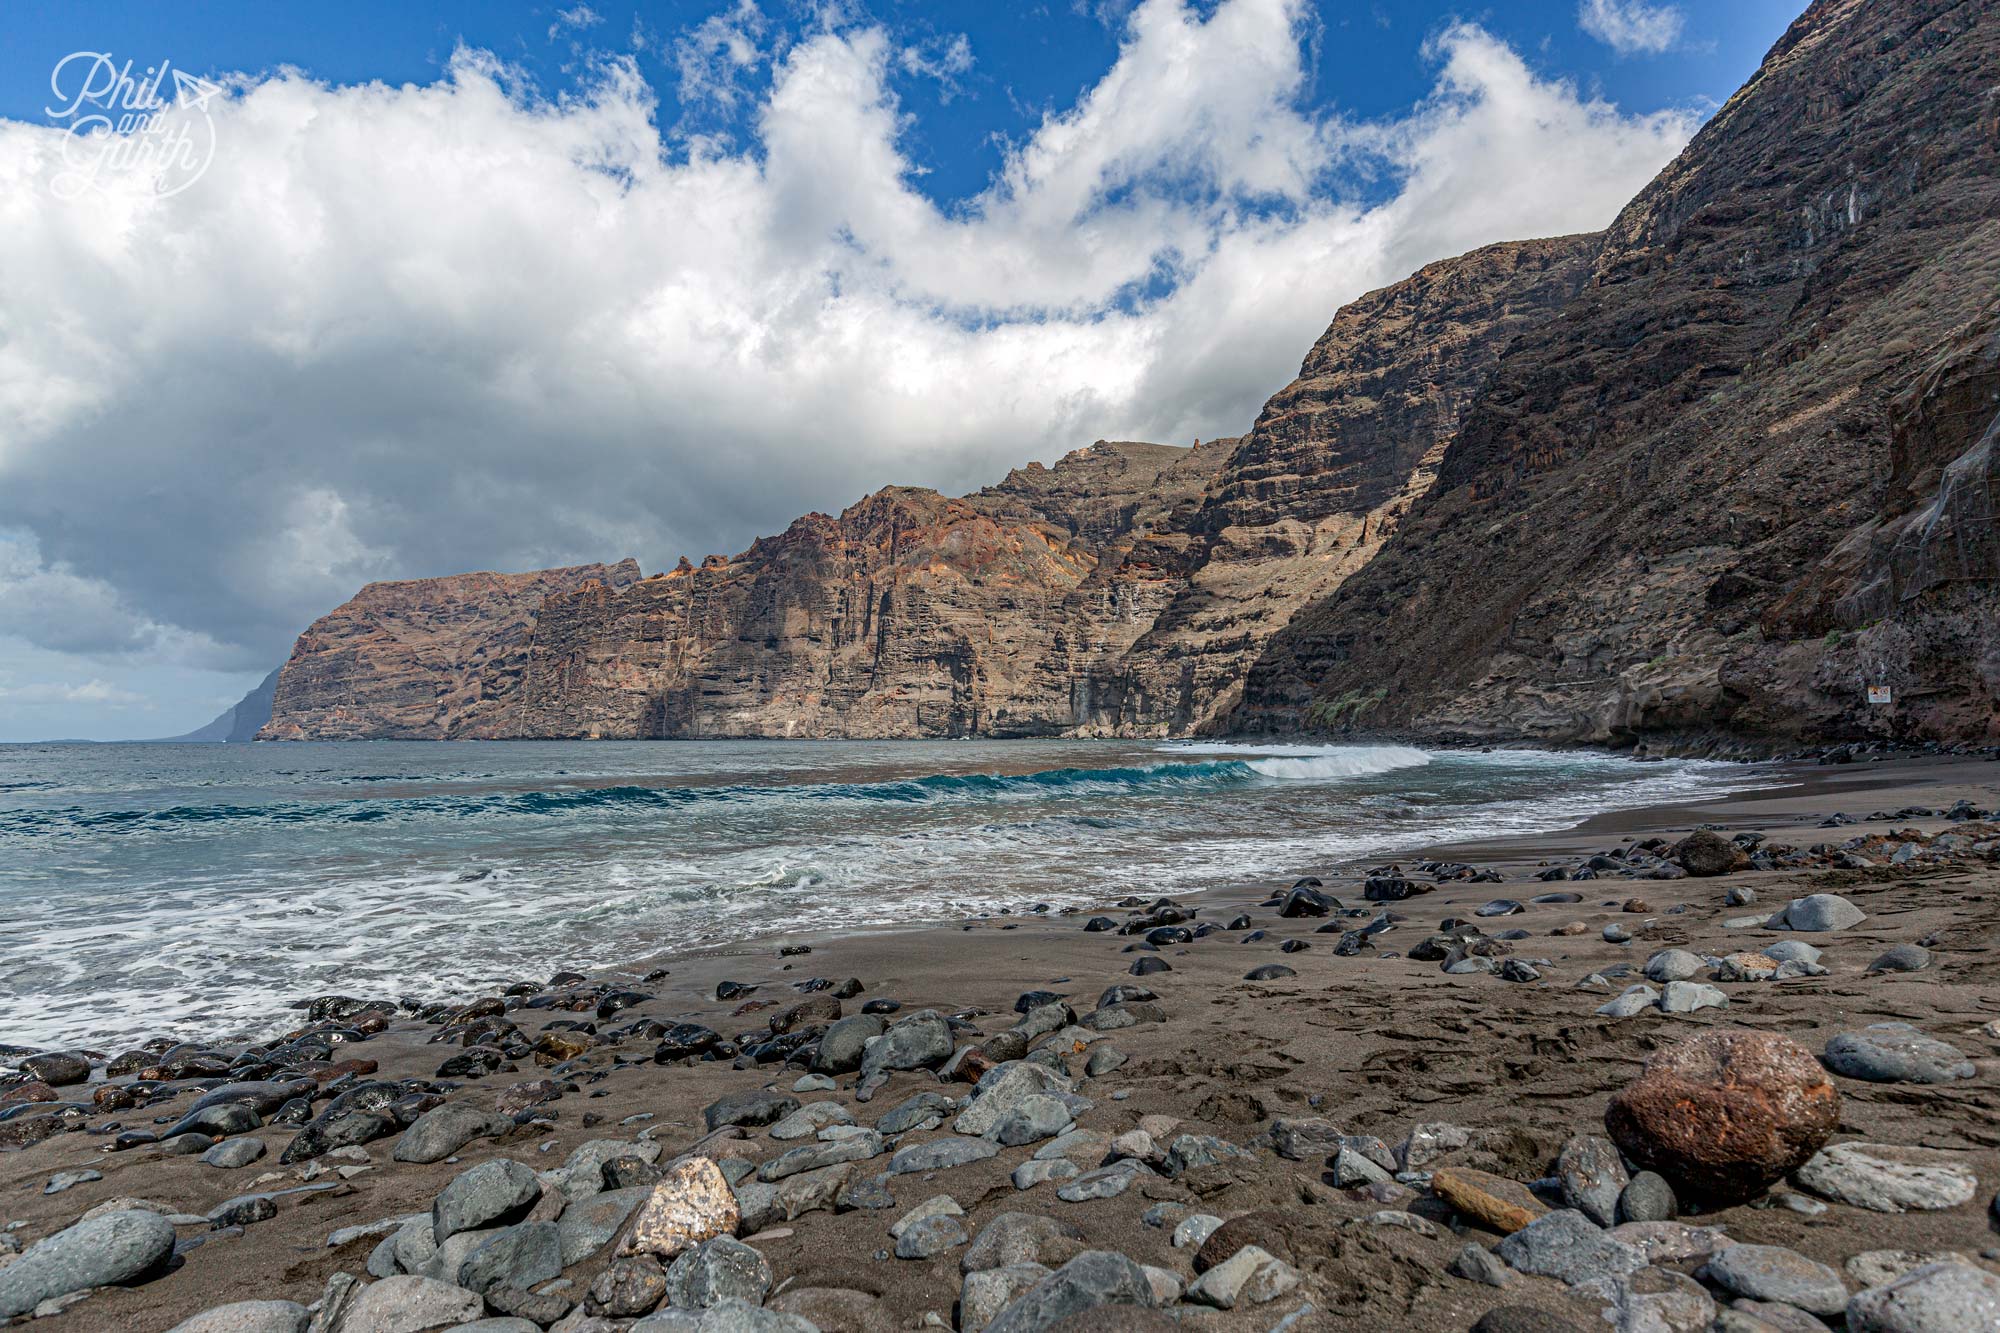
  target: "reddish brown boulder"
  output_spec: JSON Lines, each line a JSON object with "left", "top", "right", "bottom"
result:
{"left": 1605, "top": 1030, "right": 1837, "bottom": 1204}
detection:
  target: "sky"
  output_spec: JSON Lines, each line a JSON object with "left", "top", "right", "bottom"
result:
{"left": 0, "top": 0, "right": 1802, "bottom": 741}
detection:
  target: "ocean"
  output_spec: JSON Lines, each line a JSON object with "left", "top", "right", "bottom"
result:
{"left": 0, "top": 739, "right": 1767, "bottom": 1050}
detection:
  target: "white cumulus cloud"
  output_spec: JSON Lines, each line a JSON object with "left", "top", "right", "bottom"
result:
{"left": 1578, "top": 0, "right": 1685, "bottom": 55}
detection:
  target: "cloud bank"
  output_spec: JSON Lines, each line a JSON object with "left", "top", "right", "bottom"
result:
{"left": 0, "top": 0, "right": 1697, "bottom": 700}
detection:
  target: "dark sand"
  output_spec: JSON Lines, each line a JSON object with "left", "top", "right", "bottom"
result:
{"left": 6, "top": 754, "right": 1999, "bottom": 1331}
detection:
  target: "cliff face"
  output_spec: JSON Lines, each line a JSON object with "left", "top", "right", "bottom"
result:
{"left": 1240, "top": 0, "right": 2000, "bottom": 748}
{"left": 259, "top": 561, "right": 642, "bottom": 740}
{"left": 1069, "top": 235, "right": 1600, "bottom": 734}
{"left": 508, "top": 442, "right": 1230, "bottom": 739}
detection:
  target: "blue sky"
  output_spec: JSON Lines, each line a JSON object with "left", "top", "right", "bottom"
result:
{"left": 0, "top": 0, "right": 1802, "bottom": 741}
{"left": 4, "top": 1, "right": 1794, "bottom": 201}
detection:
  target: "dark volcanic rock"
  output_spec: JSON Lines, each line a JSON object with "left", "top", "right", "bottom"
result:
{"left": 1239, "top": 0, "right": 2000, "bottom": 751}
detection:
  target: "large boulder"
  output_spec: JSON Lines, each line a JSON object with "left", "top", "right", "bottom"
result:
{"left": 1768, "top": 893, "right": 1866, "bottom": 932}
{"left": 860, "top": 1010, "right": 953, "bottom": 1078}
{"left": 1605, "top": 1029, "right": 1837, "bottom": 1204}
{"left": 1671, "top": 830, "right": 1739, "bottom": 877}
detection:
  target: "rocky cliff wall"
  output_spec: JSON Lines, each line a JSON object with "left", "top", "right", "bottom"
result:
{"left": 1239, "top": 0, "right": 2000, "bottom": 749}
{"left": 260, "top": 561, "right": 642, "bottom": 740}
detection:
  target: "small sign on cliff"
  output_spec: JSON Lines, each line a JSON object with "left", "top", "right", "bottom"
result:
{"left": 1867, "top": 685, "right": 1893, "bottom": 705}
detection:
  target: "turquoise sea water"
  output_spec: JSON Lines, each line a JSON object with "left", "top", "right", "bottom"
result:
{"left": 0, "top": 739, "right": 1764, "bottom": 1048}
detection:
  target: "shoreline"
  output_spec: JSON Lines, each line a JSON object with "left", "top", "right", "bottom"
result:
{"left": 9, "top": 749, "right": 1993, "bottom": 1058}
{"left": 0, "top": 738, "right": 1788, "bottom": 1056}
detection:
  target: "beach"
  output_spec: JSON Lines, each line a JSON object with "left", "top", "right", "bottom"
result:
{"left": 3, "top": 752, "right": 1999, "bottom": 1331}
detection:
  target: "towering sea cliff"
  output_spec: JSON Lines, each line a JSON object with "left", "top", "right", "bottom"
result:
{"left": 259, "top": 562, "right": 642, "bottom": 740}
{"left": 1239, "top": 0, "right": 2000, "bottom": 748}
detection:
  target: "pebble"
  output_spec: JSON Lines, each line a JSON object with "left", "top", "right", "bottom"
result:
{"left": 203, "top": 1138, "right": 268, "bottom": 1169}
{"left": 619, "top": 1157, "right": 741, "bottom": 1260}
{"left": 1617, "top": 1171, "right": 1676, "bottom": 1223}
{"left": 333, "top": 1275, "right": 482, "bottom": 1331}
{"left": 1055, "top": 1159, "right": 1151, "bottom": 1202}
{"left": 1555, "top": 1135, "right": 1627, "bottom": 1227}
{"left": 1597, "top": 985, "right": 1659, "bottom": 1018}
{"left": 888, "top": 1137, "right": 999, "bottom": 1174}
{"left": 983, "top": 1250, "right": 1153, "bottom": 1333}
{"left": 960, "top": 1265, "right": 1052, "bottom": 1331}
{"left": 1823, "top": 1025, "right": 1976, "bottom": 1084}
{"left": 769, "top": 1102, "right": 853, "bottom": 1141}
{"left": 663, "top": 1236, "right": 773, "bottom": 1308}
{"left": 42, "top": 1169, "right": 101, "bottom": 1195}
{"left": 1449, "top": 1243, "right": 1514, "bottom": 1287}
{"left": 458, "top": 1220, "right": 563, "bottom": 1295}
{"left": 895, "top": 1214, "right": 969, "bottom": 1260}
{"left": 1658, "top": 980, "right": 1728, "bottom": 1013}
{"left": 1185, "top": 1245, "right": 1300, "bottom": 1309}
{"left": 1012, "top": 1160, "right": 1079, "bottom": 1190}
{"left": 434, "top": 1159, "right": 541, "bottom": 1243}
{"left": 1847, "top": 1250, "right": 1978, "bottom": 1288}
{"left": 704, "top": 1090, "right": 801, "bottom": 1131}
{"left": 1172, "top": 1214, "right": 1223, "bottom": 1249}
{"left": 1643, "top": 950, "right": 1704, "bottom": 983}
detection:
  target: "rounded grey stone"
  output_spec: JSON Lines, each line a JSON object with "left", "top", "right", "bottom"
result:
{"left": 1823, "top": 1024, "right": 1975, "bottom": 1084}
{"left": 895, "top": 1213, "right": 968, "bottom": 1260}
{"left": 0, "top": 1209, "right": 176, "bottom": 1318}
{"left": 202, "top": 1137, "right": 268, "bottom": 1169}
{"left": 456, "top": 1220, "right": 562, "bottom": 1295}
{"left": 1848, "top": 1260, "right": 2000, "bottom": 1331}
{"left": 985, "top": 1250, "right": 1152, "bottom": 1333}
{"left": 1706, "top": 1243, "right": 1848, "bottom": 1316}
{"left": 663, "top": 1236, "right": 774, "bottom": 1309}
{"left": 1617, "top": 1171, "right": 1676, "bottom": 1223}
{"left": 1556, "top": 1135, "right": 1628, "bottom": 1227}
{"left": 433, "top": 1158, "right": 541, "bottom": 1243}
{"left": 1494, "top": 1209, "right": 1644, "bottom": 1287}
{"left": 1867, "top": 944, "right": 1932, "bottom": 974}
{"left": 393, "top": 1105, "right": 513, "bottom": 1164}
{"left": 162, "top": 1300, "right": 310, "bottom": 1333}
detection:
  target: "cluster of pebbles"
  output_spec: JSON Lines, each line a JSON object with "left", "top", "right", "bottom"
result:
{"left": 3, "top": 804, "right": 1999, "bottom": 1331}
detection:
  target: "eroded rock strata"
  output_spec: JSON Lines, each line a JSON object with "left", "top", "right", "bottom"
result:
{"left": 260, "top": 562, "right": 643, "bottom": 741}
